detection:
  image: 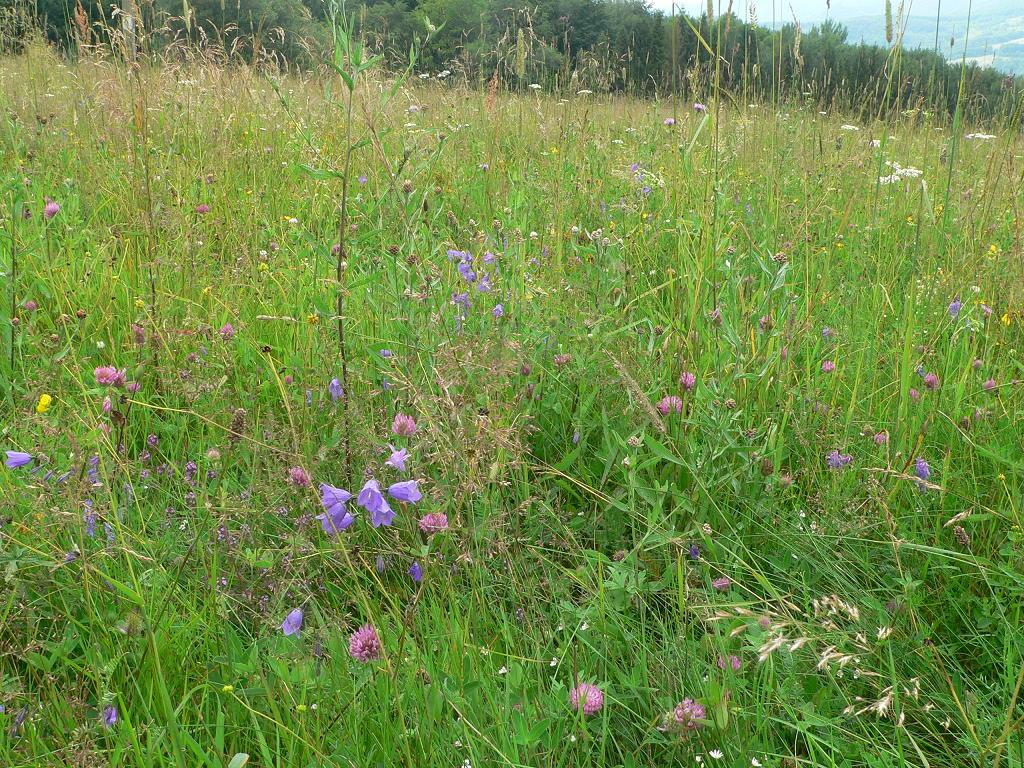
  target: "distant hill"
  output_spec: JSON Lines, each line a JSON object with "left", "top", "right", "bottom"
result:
{"left": 839, "top": 0, "right": 1024, "bottom": 75}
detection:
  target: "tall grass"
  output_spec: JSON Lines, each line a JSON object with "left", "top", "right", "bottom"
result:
{"left": 0, "top": 29, "right": 1022, "bottom": 768}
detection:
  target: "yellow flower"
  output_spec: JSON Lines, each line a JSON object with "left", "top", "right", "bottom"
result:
{"left": 989, "top": 244, "right": 999, "bottom": 255}
{"left": 36, "top": 393, "right": 52, "bottom": 414}
{"left": 295, "top": 704, "right": 307, "bottom": 712}
{"left": 202, "top": 286, "right": 212, "bottom": 296}
{"left": 135, "top": 298, "right": 145, "bottom": 309}
{"left": 258, "top": 263, "right": 269, "bottom": 273}
{"left": 221, "top": 685, "right": 234, "bottom": 693}
{"left": 307, "top": 314, "right": 320, "bottom": 325}
{"left": 1002, "top": 313, "right": 1012, "bottom": 327}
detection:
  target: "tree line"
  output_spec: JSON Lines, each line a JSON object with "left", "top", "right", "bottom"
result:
{"left": 3, "top": 0, "right": 1021, "bottom": 120}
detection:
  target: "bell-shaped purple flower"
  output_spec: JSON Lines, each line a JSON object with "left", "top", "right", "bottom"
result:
{"left": 5, "top": 450, "right": 33, "bottom": 469}
{"left": 358, "top": 478, "right": 394, "bottom": 527}
{"left": 385, "top": 445, "right": 409, "bottom": 472}
{"left": 317, "top": 483, "right": 354, "bottom": 534}
{"left": 388, "top": 479, "right": 421, "bottom": 503}
{"left": 328, "top": 378, "right": 344, "bottom": 402}
{"left": 280, "top": 607, "right": 304, "bottom": 636}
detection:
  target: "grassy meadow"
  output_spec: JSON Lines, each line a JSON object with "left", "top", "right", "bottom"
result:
{"left": 1, "top": 40, "right": 1024, "bottom": 768}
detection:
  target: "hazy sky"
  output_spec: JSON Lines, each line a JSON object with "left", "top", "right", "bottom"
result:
{"left": 649, "top": 0, "right": 974, "bottom": 22}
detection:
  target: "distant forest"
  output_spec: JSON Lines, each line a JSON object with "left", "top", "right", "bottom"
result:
{"left": 3, "top": 0, "right": 1021, "bottom": 119}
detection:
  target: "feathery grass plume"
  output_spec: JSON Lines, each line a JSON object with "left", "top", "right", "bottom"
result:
{"left": 609, "top": 355, "right": 667, "bottom": 435}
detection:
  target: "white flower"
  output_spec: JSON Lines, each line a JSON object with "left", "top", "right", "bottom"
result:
{"left": 577, "top": 89, "right": 593, "bottom": 95}
{"left": 96, "top": 341, "right": 106, "bottom": 349}
{"left": 965, "top": 133, "right": 996, "bottom": 140}
{"left": 869, "top": 139, "right": 881, "bottom": 147}
{"left": 549, "top": 657, "right": 558, "bottom": 667}
{"left": 709, "top": 750, "right": 724, "bottom": 760}
{"left": 840, "top": 124, "right": 860, "bottom": 131}
{"left": 528, "top": 83, "right": 541, "bottom": 90}
{"left": 497, "top": 666, "right": 508, "bottom": 675}
{"left": 751, "top": 759, "right": 762, "bottom": 767}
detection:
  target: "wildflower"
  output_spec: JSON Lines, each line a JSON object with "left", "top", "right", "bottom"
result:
{"left": 5, "top": 451, "right": 33, "bottom": 469}
{"left": 708, "top": 307, "right": 722, "bottom": 326}
{"left": 388, "top": 479, "right": 422, "bottom": 503}
{"left": 822, "top": 326, "right": 834, "bottom": 339}
{"left": 36, "top": 393, "right": 52, "bottom": 414}
{"left": 914, "top": 457, "right": 931, "bottom": 483}
{"left": 688, "top": 544, "right": 700, "bottom": 560}
{"left": 909, "top": 388, "right": 921, "bottom": 402}
{"left": 280, "top": 607, "right": 304, "bottom": 636}
{"left": 717, "top": 654, "right": 742, "bottom": 671}
{"left": 693, "top": 102, "right": 708, "bottom": 113}
{"left": 195, "top": 204, "right": 211, "bottom": 214}
{"left": 102, "top": 706, "right": 118, "bottom": 728}
{"left": 492, "top": 303, "right": 504, "bottom": 318}
{"left": 43, "top": 198, "right": 60, "bottom": 219}
{"left": 358, "top": 174, "right": 368, "bottom": 184}
{"left": 712, "top": 576, "right": 731, "bottom": 591}
{"left": 657, "top": 395, "right": 683, "bottom": 415}
{"left": 349, "top": 624, "right": 382, "bottom": 662}
{"left": 392, "top": 413, "right": 417, "bottom": 436}
{"left": 923, "top": 373, "right": 940, "bottom": 390}
{"left": 826, "top": 450, "right": 853, "bottom": 469}
{"left": 569, "top": 683, "right": 604, "bottom": 716}
{"left": 218, "top": 323, "right": 235, "bottom": 341}
{"left": 821, "top": 360, "right": 836, "bottom": 373}
{"left": 94, "top": 366, "right": 126, "bottom": 387}
{"left": 709, "top": 750, "right": 724, "bottom": 760}
{"left": 409, "top": 561, "right": 423, "bottom": 582}
{"left": 317, "top": 484, "right": 354, "bottom": 534}
{"left": 419, "top": 512, "right": 449, "bottom": 534}
{"left": 385, "top": 445, "right": 409, "bottom": 471}
{"left": 553, "top": 353, "right": 572, "bottom": 368}
{"left": 358, "top": 478, "right": 395, "bottom": 527}
{"left": 983, "top": 378, "right": 997, "bottom": 392}
{"left": 948, "top": 297, "right": 962, "bottom": 318}
{"left": 665, "top": 698, "right": 705, "bottom": 734}
{"left": 873, "top": 431, "right": 889, "bottom": 445}
{"left": 289, "top": 466, "right": 311, "bottom": 487}
{"left": 379, "top": 349, "right": 394, "bottom": 358}
{"left": 663, "top": 117, "right": 676, "bottom": 126}
{"left": 680, "top": 371, "right": 697, "bottom": 391}
{"left": 328, "top": 378, "right": 344, "bottom": 401}
{"left": 131, "top": 324, "right": 146, "bottom": 345}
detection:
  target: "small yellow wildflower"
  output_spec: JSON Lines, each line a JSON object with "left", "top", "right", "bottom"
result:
{"left": 221, "top": 685, "right": 234, "bottom": 693}
{"left": 295, "top": 704, "right": 307, "bottom": 712}
{"left": 258, "top": 263, "right": 269, "bottom": 273}
{"left": 307, "top": 314, "right": 320, "bottom": 325}
{"left": 202, "top": 286, "right": 212, "bottom": 295}
{"left": 135, "top": 298, "right": 145, "bottom": 309}
{"left": 36, "top": 394, "right": 52, "bottom": 414}
{"left": 1002, "top": 313, "right": 1012, "bottom": 327}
